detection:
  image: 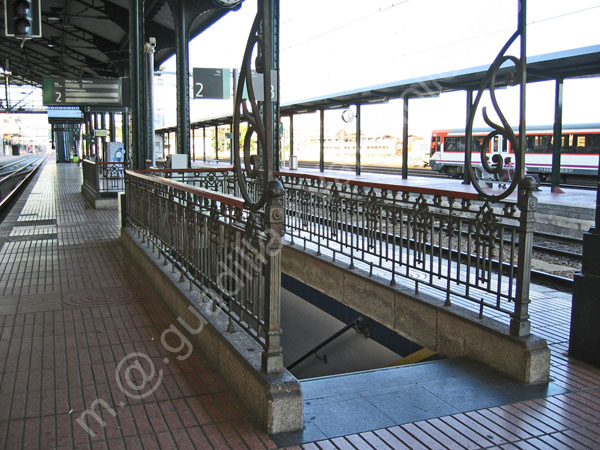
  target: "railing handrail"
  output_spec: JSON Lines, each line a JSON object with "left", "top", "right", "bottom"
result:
{"left": 97, "top": 161, "right": 126, "bottom": 166}
{"left": 125, "top": 169, "right": 245, "bottom": 209}
{"left": 137, "top": 167, "right": 231, "bottom": 173}
{"left": 132, "top": 166, "right": 480, "bottom": 200}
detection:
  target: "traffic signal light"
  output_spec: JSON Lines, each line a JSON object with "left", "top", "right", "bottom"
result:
{"left": 4, "top": 0, "right": 41, "bottom": 39}
{"left": 14, "top": 0, "right": 33, "bottom": 37}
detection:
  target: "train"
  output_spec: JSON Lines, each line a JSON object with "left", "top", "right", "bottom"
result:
{"left": 429, "top": 123, "right": 600, "bottom": 181}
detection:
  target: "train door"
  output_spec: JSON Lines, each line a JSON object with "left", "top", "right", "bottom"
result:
{"left": 430, "top": 133, "right": 441, "bottom": 156}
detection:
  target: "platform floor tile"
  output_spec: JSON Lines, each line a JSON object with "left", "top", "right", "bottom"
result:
{"left": 0, "top": 161, "right": 277, "bottom": 449}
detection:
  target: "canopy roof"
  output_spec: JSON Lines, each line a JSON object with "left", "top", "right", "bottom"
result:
{"left": 0, "top": 0, "right": 239, "bottom": 86}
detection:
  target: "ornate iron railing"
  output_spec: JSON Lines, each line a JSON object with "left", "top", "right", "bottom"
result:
{"left": 136, "top": 168, "right": 235, "bottom": 194}
{"left": 82, "top": 159, "right": 125, "bottom": 193}
{"left": 277, "top": 173, "right": 533, "bottom": 327}
{"left": 136, "top": 167, "right": 535, "bottom": 336}
{"left": 138, "top": 168, "right": 534, "bottom": 334}
{"left": 82, "top": 159, "right": 99, "bottom": 192}
{"left": 124, "top": 170, "right": 279, "bottom": 356}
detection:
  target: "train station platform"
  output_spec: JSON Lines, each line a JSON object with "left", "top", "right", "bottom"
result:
{"left": 193, "top": 160, "right": 596, "bottom": 238}
{"left": 193, "top": 160, "right": 597, "bottom": 209}
{"left": 1, "top": 160, "right": 600, "bottom": 449}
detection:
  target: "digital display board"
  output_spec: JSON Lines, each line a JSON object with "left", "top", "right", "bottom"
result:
{"left": 43, "top": 77, "right": 124, "bottom": 106}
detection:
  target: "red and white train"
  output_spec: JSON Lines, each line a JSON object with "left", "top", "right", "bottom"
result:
{"left": 429, "top": 123, "right": 600, "bottom": 180}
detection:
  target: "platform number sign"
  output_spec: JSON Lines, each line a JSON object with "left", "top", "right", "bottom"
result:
{"left": 242, "top": 70, "right": 278, "bottom": 102}
{"left": 192, "top": 68, "right": 231, "bottom": 99}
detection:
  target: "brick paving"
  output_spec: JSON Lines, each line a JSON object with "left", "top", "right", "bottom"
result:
{"left": 1, "top": 160, "right": 599, "bottom": 449}
{"left": 0, "top": 161, "right": 276, "bottom": 449}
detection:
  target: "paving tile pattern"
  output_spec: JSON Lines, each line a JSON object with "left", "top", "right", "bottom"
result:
{"left": 1, "top": 161, "right": 600, "bottom": 449}
{"left": 0, "top": 161, "right": 276, "bottom": 449}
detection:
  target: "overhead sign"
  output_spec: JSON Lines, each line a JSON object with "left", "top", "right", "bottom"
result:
{"left": 47, "top": 106, "right": 83, "bottom": 120}
{"left": 242, "top": 70, "right": 278, "bottom": 102}
{"left": 42, "top": 77, "right": 124, "bottom": 106}
{"left": 192, "top": 68, "right": 231, "bottom": 99}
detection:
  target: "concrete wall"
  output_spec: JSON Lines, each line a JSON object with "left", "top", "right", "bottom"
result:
{"left": 535, "top": 205, "right": 594, "bottom": 238}
{"left": 282, "top": 244, "right": 551, "bottom": 384}
{"left": 81, "top": 184, "right": 118, "bottom": 209}
{"left": 121, "top": 228, "right": 303, "bottom": 434}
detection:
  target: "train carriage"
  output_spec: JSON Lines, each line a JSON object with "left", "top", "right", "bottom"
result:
{"left": 429, "top": 123, "right": 600, "bottom": 181}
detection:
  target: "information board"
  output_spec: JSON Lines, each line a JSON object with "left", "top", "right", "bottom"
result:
{"left": 192, "top": 68, "right": 231, "bottom": 99}
{"left": 242, "top": 70, "right": 278, "bottom": 102}
{"left": 43, "top": 77, "right": 124, "bottom": 106}
{"left": 47, "top": 106, "right": 83, "bottom": 119}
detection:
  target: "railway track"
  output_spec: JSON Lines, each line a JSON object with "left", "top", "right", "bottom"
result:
{"left": 196, "top": 161, "right": 585, "bottom": 289}
{"left": 0, "top": 155, "right": 47, "bottom": 219}
{"left": 532, "top": 232, "right": 583, "bottom": 260}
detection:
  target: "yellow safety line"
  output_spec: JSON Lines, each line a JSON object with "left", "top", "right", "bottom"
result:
{"left": 387, "top": 348, "right": 437, "bottom": 367}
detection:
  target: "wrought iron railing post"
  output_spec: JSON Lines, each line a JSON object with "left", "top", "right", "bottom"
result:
{"left": 95, "top": 161, "right": 100, "bottom": 192}
{"left": 233, "top": 0, "right": 284, "bottom": 373}
{"left": 512, "top": 177, "right": 536, "bottom": 336}
{"left": 463, "top": 0, "right": 533, "bottom": 335}
{"left": 263, "top": 179, "right": 284, "bottom": 373}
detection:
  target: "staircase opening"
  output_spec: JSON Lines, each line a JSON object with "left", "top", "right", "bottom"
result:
{"left": 281, "top": 274, "right": 439, "bottom": 380}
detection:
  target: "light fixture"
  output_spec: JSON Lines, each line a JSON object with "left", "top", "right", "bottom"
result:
{"left": 47, "top": 7, "right": 62, "bottom": 23}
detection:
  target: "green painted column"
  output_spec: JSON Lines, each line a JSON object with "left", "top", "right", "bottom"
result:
{"left": 129, "top": 0, "right": 145, "bottom": 169}
{"left": 174, "top": 1, "right": 190, "bottom": 165}
{"left": 551, "top": 78, "right": 563, "bottom": 192}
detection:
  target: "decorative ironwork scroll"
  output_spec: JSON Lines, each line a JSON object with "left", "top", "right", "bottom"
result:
{"left": 465, "top": 0, "right": 527, "bottom": 202}
{"left": 233, "top": 0, "right": 277, "bottom": 210}
{"left": 232, "top": 0, "right": 284, "bottom": 374}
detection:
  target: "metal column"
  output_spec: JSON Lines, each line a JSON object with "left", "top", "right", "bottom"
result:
{"left": 109, "top": 113, "right": 116, "bottom": 141}
{"left": 215, "top": 125, "right": 219, "bottom": 162}
{"left": 123, "top": 109, "right": 130, "bottom": 166}
{"left": 129, "top": 0, "right": 145, "bottom": 169}
{"left": 203, "top": 127, "right": 206, "bottom": 162}
{"left": 191, "top": 128, "right": 195, "bottom": 162}
{"left": 551, "top": 78, "right": 564, "bottom": 193}
{"left": 174, "top": 1, "right": 190, "bottom": 165}
{"left": 100, "top": 113, "right": 106, "bottom": 158}
{"left": 289, "top": 114, "right": 294, "bottom": 158}
{"left": 463, "top": 90, "right": 473, "bottom": 185}
{"left": 512, "top": 0, "right": 531, "bottom": 337}
{"left": 232, "top": 0, "right": 284, "bottom": 374}
{"left": 229, "top": 123, "right": 233, "bottom": 164}
{"left": 146, "top": 39, "right": 156, "bottom": 166}
{"left": 402, "top": 96, "right": 410, "bottom": 180}
{"left": 319, "top": 108, "right": 324, "bottom": 172}
{"left": 355, "top": 104, "right": 361, "bottom": 175}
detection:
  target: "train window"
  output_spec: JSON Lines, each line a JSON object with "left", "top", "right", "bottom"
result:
{"left": 445, "top": 137, "right": 458, "bottom": 151}
{"left": 529, "top": 135, "right": 551, "bottom": 153}
{"left": 590, "top": 134, "right": 600, "bottom": 154}
{"left": 526, "top": 136, "right": 535, "bottom": 152}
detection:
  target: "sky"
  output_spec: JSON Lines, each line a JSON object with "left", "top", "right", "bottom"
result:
{"left": 155, "top": 0, "right": 600, "bottom": 137}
